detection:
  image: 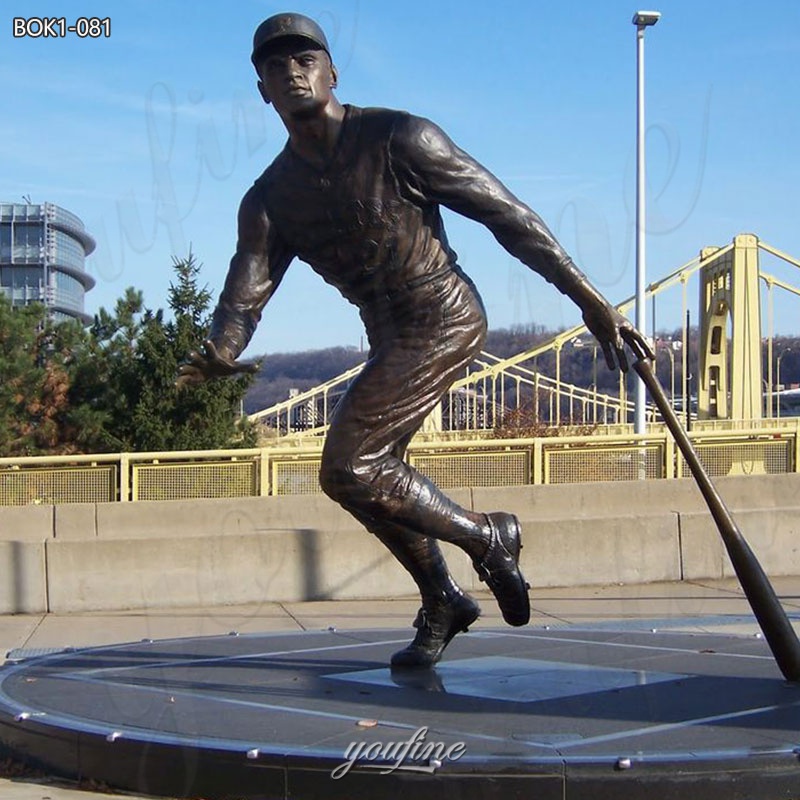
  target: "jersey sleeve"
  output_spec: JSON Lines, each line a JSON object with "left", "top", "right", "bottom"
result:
{"left": 388, "top": 113, "right": 591, "bottom": 300}
{"left": 208, "top": 184, "right": 294, "bottom": 360}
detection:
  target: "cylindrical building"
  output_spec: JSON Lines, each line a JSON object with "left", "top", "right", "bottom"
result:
{"left": 0, "top": 201, "right": 96, "bottom": 324}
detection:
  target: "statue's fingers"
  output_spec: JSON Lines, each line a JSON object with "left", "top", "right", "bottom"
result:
{"left": 635, "top": 339, "right": 652, "bottom": 362}
{"left": 177, "top": 361, "right": 203, "bottom": 377}
{"left": 175, "top": 370, "right": 202, "bottom": 389}
{"left": 615, "top": 339, "right": 629, "bottom": 372}
{"left": 601, "top": 341, "right": 617, "bottom": 371}
{"left": 203, "top": 340, "right": 221, "bottom": 361}
{"left": 621, "top": 328, "right": 653, "bottom": 362}
{"left": 183, "top": 350, "right": 206, "bottom": 367}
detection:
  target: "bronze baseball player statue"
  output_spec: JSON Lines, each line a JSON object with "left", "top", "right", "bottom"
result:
{"left": 178, "top": 13, "right": 653, "bottom": 668}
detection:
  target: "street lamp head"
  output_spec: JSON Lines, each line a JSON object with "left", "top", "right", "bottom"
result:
{"left": 633, "top": 10, "right": 661, "bottom": 27}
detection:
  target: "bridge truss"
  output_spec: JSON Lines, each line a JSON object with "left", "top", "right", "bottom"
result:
{"left": 248, "top": 234, "right": 799, "bottom": 439}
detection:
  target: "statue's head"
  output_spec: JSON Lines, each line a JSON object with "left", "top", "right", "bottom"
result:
{"left": 251, "top": 13, "right": 338, "bottom": 118}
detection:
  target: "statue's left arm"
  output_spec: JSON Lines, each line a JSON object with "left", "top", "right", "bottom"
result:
{"left": 177, "top": 184, "right": 293, "bottom": 387}
{"left": 389, "top": 114, "right": 652, "bottom": 369}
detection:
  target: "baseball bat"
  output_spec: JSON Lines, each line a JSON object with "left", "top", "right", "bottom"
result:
{"left": 634, "top": 357, "right": 800, "bottom": 682}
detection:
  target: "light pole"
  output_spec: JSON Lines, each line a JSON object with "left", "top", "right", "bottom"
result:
{"left": 633, "top": 9, "right": 660, "bottom": 434}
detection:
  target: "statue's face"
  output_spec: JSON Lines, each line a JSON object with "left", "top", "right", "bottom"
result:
{"left": 257, "top": 40, "right": 336, "bottom": 119}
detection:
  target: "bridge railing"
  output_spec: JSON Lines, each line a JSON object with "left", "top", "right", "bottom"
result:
{"left": 248, "top": 348, "right": 646, "bottom": 438}
{"left": 0, "top": 420, "right": 797, "bottom": 506}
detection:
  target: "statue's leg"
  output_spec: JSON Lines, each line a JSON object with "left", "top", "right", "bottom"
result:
{"left": 330, "top": 463, "right": 529, "bottom": 629}
{"left": 342, "top": 434, "right": 480, "bottom": 667}
{"left": 356, "top": 511, "right": 481, "bottom": 667}
{"left": 320, "top": 290, "right": 530, "bottom": 630}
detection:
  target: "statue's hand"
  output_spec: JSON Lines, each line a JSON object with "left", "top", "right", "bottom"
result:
{"left": 176, "top": 340, "right": 259, "bottom": 388}
{"left": 582, "top": 301, "right": 654, "bottom": 372}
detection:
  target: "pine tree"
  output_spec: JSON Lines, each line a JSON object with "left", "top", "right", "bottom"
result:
{"left": 68, "top": 252, "right": 257, "bottom": 453}
{"left": 0, "top": 296, "right": 88, "bottom": 455}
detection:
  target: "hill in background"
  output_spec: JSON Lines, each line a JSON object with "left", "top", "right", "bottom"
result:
{"left": 244, "top": 326, "right": 800, "bottom": 415}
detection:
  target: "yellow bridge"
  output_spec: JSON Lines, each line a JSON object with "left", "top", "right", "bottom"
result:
{"left": 1, "top": 233, "right": 798, "bottom": 506}
{"left": 250, "top": 233, "right": 800, "bottom": 436}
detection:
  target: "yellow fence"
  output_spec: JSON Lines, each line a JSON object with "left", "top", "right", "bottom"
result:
{"left": 0, "top": 421, "right": 797, "bottom": 506}
{"left": 0, "top": 462, "right": 118, "bottom": 506}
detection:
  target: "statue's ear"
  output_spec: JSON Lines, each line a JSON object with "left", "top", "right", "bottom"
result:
{"left": 257, "top": 79, "right": 271, "bottom": 105}
{"left": 330, "top": 64, "right": 338, "bottom": 90}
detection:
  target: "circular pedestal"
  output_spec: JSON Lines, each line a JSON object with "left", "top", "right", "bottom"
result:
{"left": 1, "top": 627, "right": 800, "bottom": 799}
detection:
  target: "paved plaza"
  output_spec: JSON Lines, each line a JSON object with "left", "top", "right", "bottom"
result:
{"left": 1, "top": 577, "right": 799, "bottom": 799}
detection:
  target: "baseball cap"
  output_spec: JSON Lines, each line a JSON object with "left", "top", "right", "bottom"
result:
{"left": 251, "top": 13, "right": 331, "bottom": 66}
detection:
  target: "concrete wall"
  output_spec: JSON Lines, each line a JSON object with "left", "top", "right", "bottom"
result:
{"left": 0, "top": 474, "right": 798, "bottom": 613}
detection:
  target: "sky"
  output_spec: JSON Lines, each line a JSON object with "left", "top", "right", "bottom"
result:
{"left": 3, "top": 0, "right": 799, "bottom": 356}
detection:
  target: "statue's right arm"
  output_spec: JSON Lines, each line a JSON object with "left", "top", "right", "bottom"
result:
{"left": 389, "top": 114, "right": 653, "bottom": 371}
{"left": 176, "top": 186, "right": 294, "bottom": 386}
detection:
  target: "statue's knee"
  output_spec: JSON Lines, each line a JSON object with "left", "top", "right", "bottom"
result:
{"left": 318, "top": 457, "right": 357, "bottom": 504}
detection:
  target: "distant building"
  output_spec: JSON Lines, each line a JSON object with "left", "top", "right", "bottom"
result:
{"left": 0, "top": 201, "right": 95, "bottom": 324}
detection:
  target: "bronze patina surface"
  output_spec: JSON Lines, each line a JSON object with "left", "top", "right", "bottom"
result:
{"left": 178, "top": 12, "right": 652, "bottom": 668}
